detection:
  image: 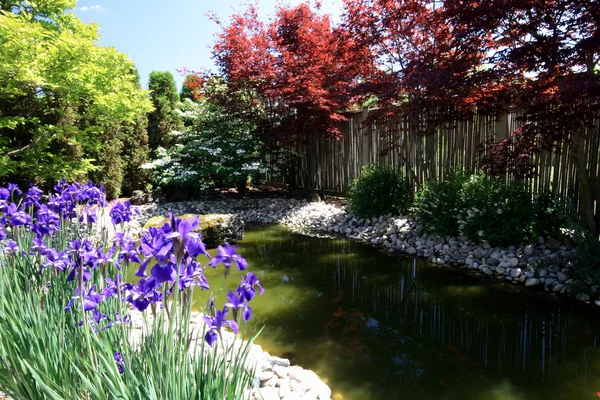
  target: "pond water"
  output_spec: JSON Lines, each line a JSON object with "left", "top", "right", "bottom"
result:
{"left": 198, "top": 225, "right": 600, "bottom": 400}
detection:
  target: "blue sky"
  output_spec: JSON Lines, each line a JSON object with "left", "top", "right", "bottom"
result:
{"left": 74, "top": 0, "right": 344, "bottom": 90}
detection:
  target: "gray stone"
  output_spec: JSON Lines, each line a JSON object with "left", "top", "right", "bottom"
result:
{"left": 595, "top": 300, "right": 600, "bottom": 307}
{"left": 510, "top": 268, "right": 522, "bottom": 278}
{"left": 273, "top": 366, "right": 289, "bottom": 379}
{"left": 255, "top": 387, "right": 280, "bottom": 400}
{"left": 524, "top": 244, "right": 535, "bottom": 256}
{"left": 407, "top": 247, "right": 417, "bottom": 255}
{"left": 267, "top": 356, "right": 290, "bottom": 367}
{"left": 553, "top": 284, "right": 564, "bottom": 293}
{"left": 495, "top": 266, "right": 506, "bottom": 274}
{"left": 539, "top": 269, "right": 548, "bottom": 278}
{"left": 130, "top": 190, "right": 153, "bottom": 205}
{"left": 278, "top": 379, "right": 291, "bottom": 398}
{"left": 557, "top": 272, "right": 568, "bottom": 281}
{"left": 487, "top": 258, "right": 499, "bottom": 267}
{"left": 546, "top": 237, "right": 562, "bottom": 249}
{"left": 525, "top": 278, "right": 540, "bottom": 287}
{"left": 283, "top": 393, "right": 303, "bottom": 400}
{"left": 259, "top": 371, "right": 275, "bottom": 381}
{"left": 482, "top": 267, "right": 494, "bottom": 276}
{"left": 303, "top": 390, "right": 319, "bottom": 400}
{"left": 507, "top": 258, "right": 519, "bottom": 268}
{"left": 576, "top": 293, "right": 590, "bottom": 302}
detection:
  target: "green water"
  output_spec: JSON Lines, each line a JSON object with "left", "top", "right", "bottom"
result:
{"left": 198, "top": 225, "right": 600, "bottom": 400}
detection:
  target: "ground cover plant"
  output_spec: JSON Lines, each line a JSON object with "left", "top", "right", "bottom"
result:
{"left": 0, "top": 181, "right": 263, "bottom": 399}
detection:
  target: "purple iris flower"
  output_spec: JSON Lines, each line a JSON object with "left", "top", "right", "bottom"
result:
{"left": 167, "top": 213, "right": 199, "bottom": 240}
{"left": 78, "top": 206, "right": 97, "bottom": 225}
{"left": 209, "top": 243, "right": 247, "bottom": 271}
{"left": 0, "top": 227, "right": 5, "bottom": 241}
{"left": 237, "top": 272, "right": 264, "bottom": 302}
{"left": 166, "top": 213, "right": 203, "bottom": 262}
{"left": 4, "top": 203, "right": 30, "bottom": 227}
{"left": 150, "top": 262, "right": 177, "bottom": 283}
{"left": 242, "top": 305, "right": 252, "bottom": 322}
{"left": 30, "top": 237, "right": 48, "bottom": 255}
{"left": 42, "top": 249, "right": 70, "bottom": 272}
{"left": 102, "top": 313, "right": 131, "bottom": 331}
{"left": 140, "top": 228, "right": 173, "bottom": 264}
{"left": 114, "top": 352, "right": 125, "bottom": 374}
{"left": 77, "top": 309, "right": 108, "bottom": 334}
{"left": 179, "top": 258, "right": 210, "bottom": 291}
{"left": 224, "top": 291, "right": 245, "bottom": 310}
{"left": 65, "top": 284, "right": 103, "bottom": 312}
{"left": 24, "top": 185, "right": 44, "bottom": 208}
{"left": 3, "top": 240, "right": 20, "bottom": 256}
{"left": 32, "top": 205, "right": 60, "bottom": 237}
{"left": 114, "top": 233, "right": 141, "bottom": 264}
{"left": 186, "top": 236, "right": 209, "bottom": 258}
{"left": 224, "top": 290, "right": 252, "bottom": 322}
{"left": 0, "top": 187, "right": 9, "bottom": 201}
{"left": 7, "top": 183, "right": 22, "bottom": 196}
{"left": 126, "top": 278, "right": 162, "bottom": 312}
{"left": 104, "top": 274, "right": 133, "bottom": 300}
{"left": 110, "top": 201, "right": 134, "bottom": 225}
{"left": 203, "top": 308, "right": 239, "bottom": 347}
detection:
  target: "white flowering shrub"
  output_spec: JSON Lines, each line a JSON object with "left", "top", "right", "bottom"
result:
{"left": 143, "top": 97, "right": 267, "bottom": 194}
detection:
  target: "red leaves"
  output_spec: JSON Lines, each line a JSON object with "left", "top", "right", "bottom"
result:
{"left": 212, "top": 1, "right": 371, "bottom": 144}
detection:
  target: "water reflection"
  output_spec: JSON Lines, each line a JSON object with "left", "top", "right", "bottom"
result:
{"left": 201, "top": 225, "right": 600, "bottom": 400}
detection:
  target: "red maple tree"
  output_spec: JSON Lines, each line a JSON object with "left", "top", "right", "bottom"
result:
{"left": 211, "top": 1, "right": 370, "bottom": 145}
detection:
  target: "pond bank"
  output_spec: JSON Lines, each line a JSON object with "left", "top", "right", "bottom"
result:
{"left": 127, "top": 198, "right": 598, "bottom": 306}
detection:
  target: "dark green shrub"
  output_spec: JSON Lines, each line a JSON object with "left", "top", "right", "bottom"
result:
{"left": 416, "top": 171, "right": 570, "bottom": 246}
{"left": 458, "top": 174, "right": 534, "bottom": 246}
{"left": 414, "top": 172, "right": 469, "bottom": 237}
{"left": 347, "top": 164, "right": 412, "bottom": 218}
{"left": 530, "top": 189, "right": 571, "bottom": 241}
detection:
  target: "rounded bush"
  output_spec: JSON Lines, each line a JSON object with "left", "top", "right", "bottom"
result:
{"left": 414, "top": 172, "right": 469, "bottom": 237}
{"left": 415, "top": 172, "right": 569, "bottom": 246}
{"left": 347, "top": 164, "right": 412, "bottom": 218}
{"left": 458, "top": 174, "right": 534, "bottom": 246}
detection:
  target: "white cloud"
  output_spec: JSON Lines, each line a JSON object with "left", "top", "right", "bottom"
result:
{"left": 79, "top": 5, "right": 104, "bottom": 12}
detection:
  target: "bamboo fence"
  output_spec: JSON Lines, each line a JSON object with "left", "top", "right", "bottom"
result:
{"left": 264, "top": 109, "right": 600, "bottom": 225}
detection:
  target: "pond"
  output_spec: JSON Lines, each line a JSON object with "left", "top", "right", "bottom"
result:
{"left": 199, "top": 225, "right": 600, "bottom": 400}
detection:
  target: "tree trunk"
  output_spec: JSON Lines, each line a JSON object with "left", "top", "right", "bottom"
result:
{"left": 236, "top": 176, "right": 248, "bottom": 196}
{"left": 572, "top": 133, "right": 597, "bottom": 234}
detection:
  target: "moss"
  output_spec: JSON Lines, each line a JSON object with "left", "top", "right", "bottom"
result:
{"left": 142, "top": 214, "right": 230, "bottom": 243}
{"left": 143, "top": 216, "right": 170, "bottom": 230}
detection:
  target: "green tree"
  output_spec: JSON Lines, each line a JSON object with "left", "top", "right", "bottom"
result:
{"left": 147, "top": 71, "right": 182, "bottom": 153}
{"left": 0, "top": 0, "right": 153, "bottom": 196}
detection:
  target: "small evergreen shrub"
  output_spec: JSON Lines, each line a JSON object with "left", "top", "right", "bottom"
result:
{"left": 415, "top": 172, "right": 569, "bottom": 246}
{"left": 458, "top": 174, "right": 534, "bottom": 246}
{"left": 347, "top": 164, "right": 411, "bottom": 218}
{"left": 530, "top": 189, "right": 571, "bottom": 241}
{"left": 414, "top": 172, "right": 469, "bottom": 237}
